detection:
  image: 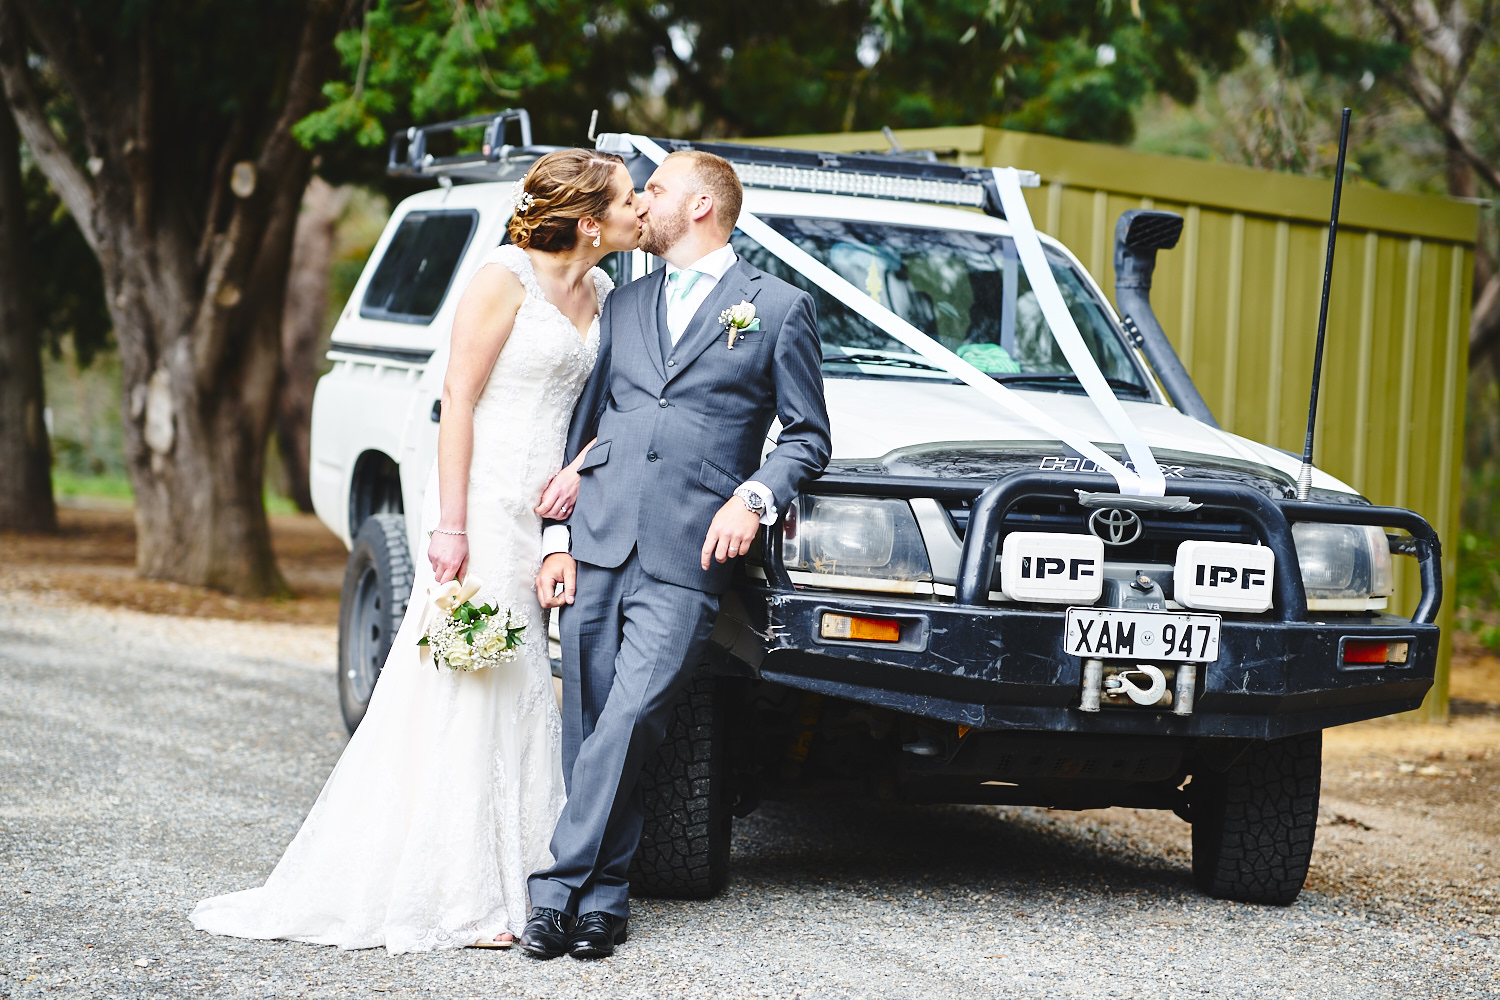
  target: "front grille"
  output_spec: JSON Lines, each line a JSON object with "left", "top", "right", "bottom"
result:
{"left": 943, "top": 498, "right": 1258, "bottom": 565}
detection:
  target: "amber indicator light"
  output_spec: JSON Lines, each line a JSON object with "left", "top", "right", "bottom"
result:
{"left": 821, "top": 613, "right": 901, "bottom": 642}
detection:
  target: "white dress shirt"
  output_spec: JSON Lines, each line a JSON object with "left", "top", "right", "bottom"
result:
{"left": 541, "top": 244, "right": 777, "bottom": 559}
{"left": 663, "top": 242, "right": 739, "bottom": 343}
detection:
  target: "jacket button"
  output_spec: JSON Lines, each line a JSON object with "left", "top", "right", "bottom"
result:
{"left": 659, "top": 398, "right": 668, "bottom": 407}
{"left": 667, "top": 359, "right": 676, "bottom": 367}
{"left": 647, "top": 451, "right": 659, "bottom": 462}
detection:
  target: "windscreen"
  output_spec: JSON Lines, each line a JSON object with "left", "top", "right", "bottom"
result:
{"left": 731, "top": 217, "right": 1148, "bottom": 396}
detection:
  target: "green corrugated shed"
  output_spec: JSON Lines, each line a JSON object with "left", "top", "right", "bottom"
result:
{"left": 754, "top": 125, "right": 1479, "bottom": 721}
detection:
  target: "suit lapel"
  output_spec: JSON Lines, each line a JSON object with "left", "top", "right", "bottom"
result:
{"left": 666, "top": 262, "right": 761, "bottom": 384}
{"left": 637, "top": 269, "right": 668, "bottom": 381}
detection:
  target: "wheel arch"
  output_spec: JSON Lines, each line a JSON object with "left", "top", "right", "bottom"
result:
{"left": 347, "top": 449, "right": 405, "bottom": 541}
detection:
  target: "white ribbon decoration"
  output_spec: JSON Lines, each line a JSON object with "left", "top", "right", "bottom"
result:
{"left": 624, "top": 134, "right": 1163, "bottom": 496}
{"left": 991, "top": 168, "right": 1164, "bottom": 496}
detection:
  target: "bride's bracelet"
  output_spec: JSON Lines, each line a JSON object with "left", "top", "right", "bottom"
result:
{"left": 428, "top": 527, "right": 467, "bottom": 538}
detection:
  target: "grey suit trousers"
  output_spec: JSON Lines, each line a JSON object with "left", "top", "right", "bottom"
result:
{"left": 527, "top": 551, "right": 719, "bottom": 918}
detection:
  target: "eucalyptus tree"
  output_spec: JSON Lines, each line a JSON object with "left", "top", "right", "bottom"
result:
{"left": 0, "top": 0, "right": 346, "bottom": 594}
{"left": 0, "top": 102, "right": 51, "bottom": 533}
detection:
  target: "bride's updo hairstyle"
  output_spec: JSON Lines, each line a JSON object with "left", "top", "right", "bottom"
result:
{"left": 507, "top": 149, "right": 628, "bottom": 252}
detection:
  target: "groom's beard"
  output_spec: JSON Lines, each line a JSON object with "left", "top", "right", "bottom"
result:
{"left": 638, "top": 200, "right": 691, "bottom": 257}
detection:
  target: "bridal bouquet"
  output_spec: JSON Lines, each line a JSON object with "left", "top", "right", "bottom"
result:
{"left": 417, "top": 576, "right": 527, "bottom": 672}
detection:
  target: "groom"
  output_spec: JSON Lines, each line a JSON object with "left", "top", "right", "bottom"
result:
{"left": 524, "top": 149, "right": 831, "bottom": 959}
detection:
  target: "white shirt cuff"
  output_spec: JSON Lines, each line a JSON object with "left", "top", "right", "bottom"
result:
{"left": 740, "top": 481, "right": 777, "bottom": 525}
{"left": 541, "top": 524, "right": 571, "bottom": 556}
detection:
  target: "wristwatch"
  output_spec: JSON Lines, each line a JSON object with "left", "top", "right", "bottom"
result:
{"left": 733, "top": 485, "right": 766, "bottom": 516}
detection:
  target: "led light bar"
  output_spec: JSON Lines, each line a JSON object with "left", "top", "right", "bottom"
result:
{"left": 730, "top": 161, "right": 989, "bottom": 207}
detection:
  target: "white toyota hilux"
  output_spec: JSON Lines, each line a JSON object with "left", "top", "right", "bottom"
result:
{"left": 309, "top": 110, "right": 1441, "bottom": 908}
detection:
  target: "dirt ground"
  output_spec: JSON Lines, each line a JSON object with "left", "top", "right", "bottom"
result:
{"left": 0, "top": 502, "right": 345, "bottom": 624}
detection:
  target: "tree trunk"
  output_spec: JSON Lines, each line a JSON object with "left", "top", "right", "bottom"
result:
{"left": 277, "top": 175, "right": 349, "bottom": 513}
{"left": 0, "top": 0, "right": 341, "bottom": 595}
{"left": 0, "top": 99, "right": 54, "bottom": 533}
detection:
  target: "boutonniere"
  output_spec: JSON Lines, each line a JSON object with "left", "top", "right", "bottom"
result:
{"left": 719, "top": 301, "right": 759, "bottom": 350}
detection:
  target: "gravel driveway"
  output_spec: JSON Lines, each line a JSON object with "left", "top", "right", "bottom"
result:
{"left": 1, "top": 592, "right": 1496, "bottom": 999}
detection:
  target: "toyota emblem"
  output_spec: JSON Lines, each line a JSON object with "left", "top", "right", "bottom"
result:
{"left": 1088, "top": 507, "right": 1143, "bottom": 545}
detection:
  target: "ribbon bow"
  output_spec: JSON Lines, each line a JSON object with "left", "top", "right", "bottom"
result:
{"left": 417, "top": 575, "right": 484, "bottom": 646}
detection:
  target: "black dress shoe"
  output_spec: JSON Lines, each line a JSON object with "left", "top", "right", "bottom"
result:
{"left": 567, "top": 910, "right": 628, "bottom": 959}
{"left": 518, "top": 907, "right": 575, "bottom": 959}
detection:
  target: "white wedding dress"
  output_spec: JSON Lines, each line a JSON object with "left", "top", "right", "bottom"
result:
{"left": 192, "top": 245, "right": 608, "bottom": 954}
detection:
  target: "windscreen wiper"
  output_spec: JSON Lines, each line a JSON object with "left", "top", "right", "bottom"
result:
{"left": 992, "top": 372, "right": 1149, "bottom": 395}
{"left": 822, "top": 353, "right": 946, "bottom": 371}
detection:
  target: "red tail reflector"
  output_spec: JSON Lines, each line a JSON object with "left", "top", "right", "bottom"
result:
{"left": 1342, "top": 639, "right": 1408, "bottom": 665}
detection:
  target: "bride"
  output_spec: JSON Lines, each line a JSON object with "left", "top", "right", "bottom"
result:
{"left": 191, "top": 149, "right": 640, "bottom": 954}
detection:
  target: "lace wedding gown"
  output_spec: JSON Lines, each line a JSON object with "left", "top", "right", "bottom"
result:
{"left": 191, "top": 245, "right": 608, "bottom": 954}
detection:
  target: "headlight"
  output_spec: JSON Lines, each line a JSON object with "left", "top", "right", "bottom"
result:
{"left": 783, "top": 496, "right": 932, "bottom": 584}
{"left": 1292, "top": 523, "right": 1393, "bottom": 605}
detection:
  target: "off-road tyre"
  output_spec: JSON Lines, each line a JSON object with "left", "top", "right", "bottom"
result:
{"left": 627, "top": 674, "right": 731, "bottom": 899}
{"left": 337, "top": 514, "right": 413, "bottom": 734}
{"left": 1190, "top": 730, "right": 1322, "bottom": 906}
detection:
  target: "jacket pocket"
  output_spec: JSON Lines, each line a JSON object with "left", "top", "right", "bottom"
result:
{"left": 698, "top": 459, "right": 740, "bottom": 499}
{"left": 578, "top": 439, "right": 611, "bottom": 471}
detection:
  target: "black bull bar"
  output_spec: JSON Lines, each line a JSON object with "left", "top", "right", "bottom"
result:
{"left": 746, "top": 471, "right": 1443, "bottom": 738}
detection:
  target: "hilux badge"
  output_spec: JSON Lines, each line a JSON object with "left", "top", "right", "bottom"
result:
{"left": 1088, "top": 508, "right": 1143, "bottom": 546}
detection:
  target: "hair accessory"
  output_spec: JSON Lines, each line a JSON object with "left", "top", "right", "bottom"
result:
{"left": 511, "top": 177, "right": 536, "bottom": 215}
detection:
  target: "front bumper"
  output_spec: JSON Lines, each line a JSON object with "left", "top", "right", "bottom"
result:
{"left": 722, "top": 471, "right": 1441, "bottom": 741}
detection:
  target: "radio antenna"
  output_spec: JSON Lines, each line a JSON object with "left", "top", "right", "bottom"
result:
{"left": 1296, "top": 107, "right": 1352, "bottom": 501}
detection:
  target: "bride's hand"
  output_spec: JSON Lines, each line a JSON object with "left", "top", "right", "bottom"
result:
{"left": 535, "top": 467, "right": 581, "bottom": 520}
{"left": 428, "top": 531, "right": 469, "bottom": 584}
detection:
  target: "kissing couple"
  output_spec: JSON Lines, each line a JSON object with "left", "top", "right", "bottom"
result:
{"left": 191, "top": 147, "right": 832, "bottom": 958}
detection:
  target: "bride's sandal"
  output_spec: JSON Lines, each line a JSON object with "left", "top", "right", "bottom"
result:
{"left": 468, "top": 933, "right": 514, "bottom": 949}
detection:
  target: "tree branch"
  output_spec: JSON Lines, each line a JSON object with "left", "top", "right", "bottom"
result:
{"left": 11, "top": 0, "right": 114, "bottom": 162}
{"left": 1469, "top": 270, "right": 1500, "bottom": 369}
{"left": 255, "top": 0, "right": 342, "bottom": 182}
{"left": 196, "top": 114, "right": 244, "bottom": 270}
{"left": 0, "top": 0, "right": 96, "bottom": 251}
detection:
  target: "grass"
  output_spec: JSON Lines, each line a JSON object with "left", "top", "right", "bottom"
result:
{"left": 50, "top": 470, "right": 304, "bottom": 516}
{"left": 51, "top": 471, "right": 134, "bottom": 501}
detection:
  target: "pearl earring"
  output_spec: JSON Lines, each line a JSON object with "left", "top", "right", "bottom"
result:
{"left": 593, "top": 235, "right": 601, "bottom": 248}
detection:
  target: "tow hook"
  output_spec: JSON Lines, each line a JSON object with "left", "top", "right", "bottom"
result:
{"left": 1079, "top": 658, "right": 1197, "bottom": 715}
{"left": 1109, "top": 665, "right": 1167, "bottom": 705}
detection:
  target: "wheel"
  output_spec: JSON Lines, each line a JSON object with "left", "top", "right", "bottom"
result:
{"left": 337, "top": 513, "right": 413, "bottom": 734}
{"left": 627, "top": 673, "right": 731, "bottom": 899}
{"left": 1189, "top": 730, "right": 1322, "bottom": 905}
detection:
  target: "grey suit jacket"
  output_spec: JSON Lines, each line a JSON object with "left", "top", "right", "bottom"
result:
{"left": 558, "top": 256, "right": 832, "bottom": 594}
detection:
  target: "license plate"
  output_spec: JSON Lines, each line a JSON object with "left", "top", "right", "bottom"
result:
{"left": 1065, "top": 608, "right": 1221, "bottom": 662}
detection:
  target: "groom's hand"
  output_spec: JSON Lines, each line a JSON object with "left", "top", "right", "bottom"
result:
{"left": 536, "top": 553, "right": 577, "bottom": 608}
{"left": 702, "top": 499, "right": 762, "bottom": 570}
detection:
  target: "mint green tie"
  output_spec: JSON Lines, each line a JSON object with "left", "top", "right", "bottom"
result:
{"left": 666, "top": 269, "right": 703, "bottom": 342}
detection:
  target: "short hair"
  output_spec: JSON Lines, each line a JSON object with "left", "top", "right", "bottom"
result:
{"left": 667, "top": 150, "right": 743, "bottom": 238}
{"left": 507, "top": 148, "right": 627, "bottom": 252}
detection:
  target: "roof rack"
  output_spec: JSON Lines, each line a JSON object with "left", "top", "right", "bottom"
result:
{"left": 595, "top": 133, "right": 1038, "bottom": 212}
{"left": 387, "top": 108, "right": 567, "bottom": 184}
{"left": 383, "top": 109, "right": 1041, "bottom": 211}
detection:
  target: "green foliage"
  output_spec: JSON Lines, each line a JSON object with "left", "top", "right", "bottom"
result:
{"left": 295, "top": 0, "right": 1278, "bottom": 169}
{"left": 1457, "top": 531, "right": 1500, "bottom": 612}
{"left": 296, "top": 0, "right": 595, "bottom": 187}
